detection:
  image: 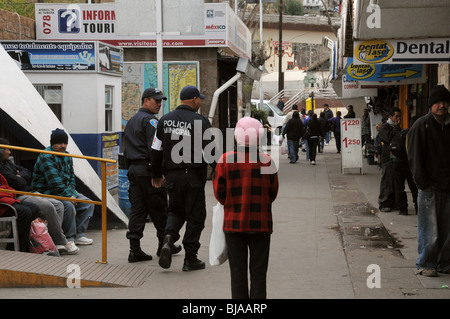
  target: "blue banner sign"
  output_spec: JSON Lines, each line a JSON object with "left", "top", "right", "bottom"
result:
{"left": 346, "top": 58, "right": 423, "bottom": 82}
{"left": 1, "top": 41, "right": 96, "bottom": 71}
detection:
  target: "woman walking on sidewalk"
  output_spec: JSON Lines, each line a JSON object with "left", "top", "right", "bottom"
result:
{"left": 213, "top": 117, "right": 279, "bottom": 299}
{"left": 305, "top": 113, "right": 322, "bottom": 165}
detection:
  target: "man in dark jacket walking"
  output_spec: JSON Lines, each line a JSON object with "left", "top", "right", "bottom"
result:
{"left": 282, "top": 111, "right": 303, "bottom": 163}
{"left": 318, "top": 112, "right": 328, "bottom": 152}
{"left": 323, "top": 104, "right": 334, "bottom": 145}
{"left": 328, "top": 111, "right": 342, "bottom": 153}
{"left": 377, "top": 107, "right": 401, "bottom": 212}
{"left": 407, "top": 85, "right": 450, "bottom": 277}
{"left": 390, "top": 121, "right": 418, "bottom": 215}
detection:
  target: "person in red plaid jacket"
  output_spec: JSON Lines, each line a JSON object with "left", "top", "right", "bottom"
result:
{"left": 213, "top": 116, "right": 279, "bottom": 299}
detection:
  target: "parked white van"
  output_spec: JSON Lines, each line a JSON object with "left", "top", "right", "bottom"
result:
{"left": 251, "top": 99, "right": 286, "bottom": 133}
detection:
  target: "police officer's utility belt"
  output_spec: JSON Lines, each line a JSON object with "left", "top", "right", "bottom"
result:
{"left": 130, "top": 159, "right": 151, "bottom": 166}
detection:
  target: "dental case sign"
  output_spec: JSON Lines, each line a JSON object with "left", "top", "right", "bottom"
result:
{"left": 346, "top": 58, "right": 424, "bottom": 82}
{"left": 353, "top": 38, "right": 450, "bottom": 64}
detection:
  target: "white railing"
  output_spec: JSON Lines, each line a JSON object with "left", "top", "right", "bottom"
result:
{"left": 273, "top": 87, "right": 338, "bottom": 113}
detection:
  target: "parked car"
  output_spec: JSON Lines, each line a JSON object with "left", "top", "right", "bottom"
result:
{"left": 251, "top": 99, "right": 286, "bottom": 134}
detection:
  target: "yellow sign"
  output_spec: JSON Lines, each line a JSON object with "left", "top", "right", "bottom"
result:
{"left": 354, "top": 40, "right": 394, "bottom": 64}
{"left": 306, "top": 98, "right": 315, "bottom": 112}
{"left": 346, "top": 62, "right": 376, "bottom": 80}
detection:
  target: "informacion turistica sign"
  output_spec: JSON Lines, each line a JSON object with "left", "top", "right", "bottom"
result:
{"left": 353, "top": 38, "right": 450, "bottom": 64}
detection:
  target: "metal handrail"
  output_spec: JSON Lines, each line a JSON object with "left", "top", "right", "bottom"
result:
{"left": 270, "top": 90, "right": 284, "bottom": 104}
{"left": 0, "top": 144, "right": 116, "bottom": 264}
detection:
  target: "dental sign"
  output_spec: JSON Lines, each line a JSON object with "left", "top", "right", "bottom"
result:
{"left": 353, "top": 38, "right": 450, "bottom": 64}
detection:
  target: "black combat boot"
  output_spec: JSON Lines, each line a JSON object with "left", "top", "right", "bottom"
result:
{"left": 128, "top": 239, "right": 153, "bottom": 263}
{"left": 182, "top": 257, "right": 205, "bottom": 271}
{"left": 158, "top": 234, "right": 175, "bottom": 269}
{"left": 157, "top": 242, "right": 182, "bottom": 257}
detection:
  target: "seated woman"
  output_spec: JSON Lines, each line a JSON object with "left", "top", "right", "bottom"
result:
{"left": 0, "top": 173, "right": 40, "bottom": 252}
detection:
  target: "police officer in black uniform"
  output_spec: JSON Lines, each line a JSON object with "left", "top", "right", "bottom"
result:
{"left": 151, "top": 85, "right": 216, "bottom": 271}
{"left": 123, "top": 88, "right": 181, "bottom": 262}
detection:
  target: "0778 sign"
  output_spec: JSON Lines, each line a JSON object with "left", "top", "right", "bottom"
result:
{"left": 340, "top": 118, "right": 363, "bottom": 174}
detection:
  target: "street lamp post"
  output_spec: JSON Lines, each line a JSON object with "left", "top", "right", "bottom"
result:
{"left": 259, "top": 0, "right": 264, "bottom": 109}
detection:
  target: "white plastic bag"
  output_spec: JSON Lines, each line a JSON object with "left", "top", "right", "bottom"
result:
{"left": 209, "top": 202, "right": 228, "bottom": 266}
{"left": 272, "top": 134, "right": 282, "bottom": 146}
{"left": 280, "top": 138, "right": 288, "bottom": 155}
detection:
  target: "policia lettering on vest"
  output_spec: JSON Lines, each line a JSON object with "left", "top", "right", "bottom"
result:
{"left": 152, "top": 85, "right": 216, "bottom": 271}
{"left": 123, "top": 88, "right": 181, "bottom": 263}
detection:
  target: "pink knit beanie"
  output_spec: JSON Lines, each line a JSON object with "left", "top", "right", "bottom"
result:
{"left": 234, "top": 117, "right": 264, "bottom": 146}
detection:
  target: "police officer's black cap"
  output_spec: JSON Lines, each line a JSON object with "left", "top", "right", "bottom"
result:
{"left": 142, "top": 88, "right": 167, "bottom": 102}
{"left": 180, "top": 85, "right": 205, "bottom": 100}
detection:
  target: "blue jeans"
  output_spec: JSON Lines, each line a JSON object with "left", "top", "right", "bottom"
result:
{"left": 416, "top": 190, "right": 450, "bottom": 272}
{"left": 287, "top": 140, "right": 299, "bottom": 163}
{"left": 319, "top": 137, "right": 324, "bottom": 152}
{"left": 325, "top": 131, "right": 330, "bottom": 144}
{"left": 301, "top": 139, "right": 310, "bottom": 161}
{"left": 62, "top": 193, "right": 94, "bottom": 241}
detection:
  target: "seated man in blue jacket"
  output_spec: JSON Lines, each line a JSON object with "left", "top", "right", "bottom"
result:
{"left": 32, "top": 129, "right": 94, "bottom": 246}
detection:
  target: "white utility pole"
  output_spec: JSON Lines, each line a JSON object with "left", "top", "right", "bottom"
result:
{"left": 156, "top": 0, "right": 164, "bottom": 117}
{"left": 259, "top": 0, "right": 264, "bottom": 108}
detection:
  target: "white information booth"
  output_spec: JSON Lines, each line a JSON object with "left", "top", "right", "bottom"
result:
{"left": 340, "top": 118, "right": 363, "bottom": 174}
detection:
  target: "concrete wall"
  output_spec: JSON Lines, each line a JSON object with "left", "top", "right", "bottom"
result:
{"left": 0, "top": 9, "right": 35, "bottom": 40}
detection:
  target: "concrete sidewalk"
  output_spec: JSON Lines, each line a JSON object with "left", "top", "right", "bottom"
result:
{"left": 2, "top": 139, "right": 450, "bottom": 299}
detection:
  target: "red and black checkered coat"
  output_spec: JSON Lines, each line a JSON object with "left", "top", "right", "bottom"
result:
{"left": 213, "top": 150, "right": 279, "bottom": 233}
